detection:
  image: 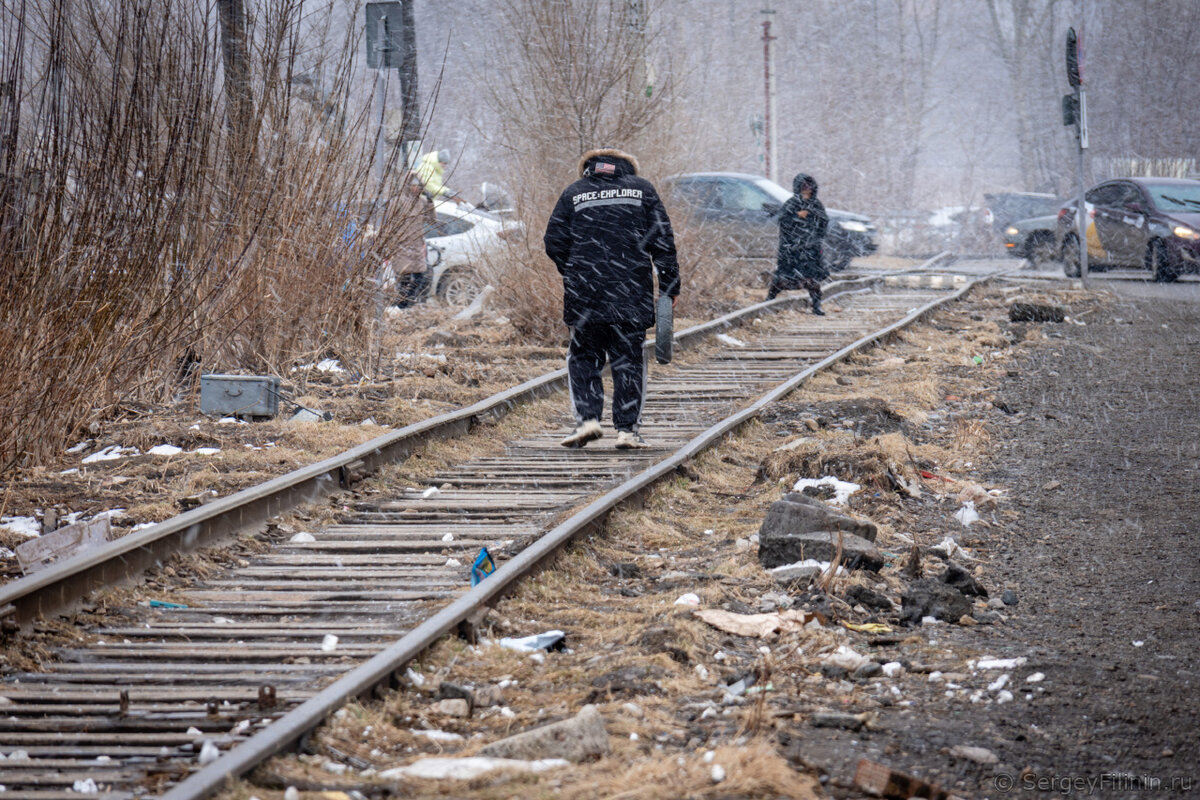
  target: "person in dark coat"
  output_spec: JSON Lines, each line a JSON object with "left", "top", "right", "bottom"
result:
{"left": 767, "top": 173, "right": 829, "bottom": 314}
{"left": 544, "top": 147, "right": 680, "bottom": 449}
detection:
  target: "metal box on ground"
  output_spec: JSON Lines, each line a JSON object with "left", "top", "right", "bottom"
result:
{"left": 199, "top": 374, "right": 281, "bottom": 418}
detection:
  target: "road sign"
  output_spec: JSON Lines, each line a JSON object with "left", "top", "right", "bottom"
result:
{"left": 366, "top": 2, "right": 404, "bottom": 69}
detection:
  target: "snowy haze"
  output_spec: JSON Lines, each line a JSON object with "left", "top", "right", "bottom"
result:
{"left": 323, "top": 0, "right": 1197, "bottom": 214}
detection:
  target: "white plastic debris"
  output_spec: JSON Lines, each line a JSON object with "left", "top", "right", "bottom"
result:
{"left": 1132, "top": 640, "right": 1145, "bottom": 648}
{"left": 198, "top": 740, "right": 220, "bottom": 765}
{"left": 379, "top": 757, "right": 569, "bottom": 781}
{"left": 315, "top": 358, "right": 344, "bottom": 373}
{"left": 792, "top": 476, "right": 860, "bottom": 506}
{"left": 929, "top": 535, "right": 974, "bottom": 561}
{"left": 694, "top": 664, "right": 709, "bottom": 681}
{"left": 441, "top": 532, "right": 454, "bottom": 542}
{"left": 82, "top": 445, "right": 139, "bottom": 463}
{"left": 716, "top": 333, "right": 747, "bottom": 347}
{"left": 186, "top": 727, "right": 203, "bottom": 737}
{"left": 231, "top": 719, "right": 251, "bottom": 735}
{"left": 674, "top": 593, "right": 701, "bottom": 606}
{"left": 954, "top": 501, "right": 980, "bottom": 526}
{"left": 711, "top": 764, "right": 727, "bottom": 783}
{"left": 289, "top": 532, "right": 315, "bottom": 543}
{"left": 444, "top": 558, "right": 462, "bottom": 568}
{"left": 702, "top": 750, "right": 715, "bottom": 763}
{"left": 881, "top": 662, "right": 904, "bottom": 678}
{"left": 499, "top": 631, "right": 565, "bottom": 652}
{"left": 409, "top": 729, "right": 465, "bottom": 742}
{"left": 973, "top": 657, "right": 1027, "bottom": 670}
{"left": 405, "top": 668, "right": 426, "bottom": 687}
{"left": 823, "top": 645, "right": 869, "bottom": 672}
{"left": 987, "top": 674, "right": 1010, "bottom": 692}
{"left": 72, "top": 778, "right": 99, "bottom": 793}
{"left": 321, "top": 634, "right": 338, "bottom": 653}
{"left": 422, "top": 486, "right": 441, "bottom": 499}
{"left": 1026, "top": 672, "right": 1046, "bottom": 683}
{"left": 147, "top": 444, "right": 183, "bottom": 456}
{"left": 284, "top": 787, "right": 300, "bottom": 800}
{"left": 996, "top": 690, "right": 1014, "bottom": 704}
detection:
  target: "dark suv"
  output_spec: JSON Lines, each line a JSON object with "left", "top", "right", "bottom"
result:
{"left": 662, "top": 172, "right": 877, "bottom": 271}
{"left": 1055, "top": 177, "right": 1200, "bottom": 282}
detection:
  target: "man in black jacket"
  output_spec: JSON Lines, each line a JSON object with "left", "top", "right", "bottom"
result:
{"left": 544, "top": 147, "right": 680, "bottom": 449}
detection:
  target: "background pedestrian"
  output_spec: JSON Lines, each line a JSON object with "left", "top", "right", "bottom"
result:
{"left": 767, "top": 173, "right": 829, "bottom": 315}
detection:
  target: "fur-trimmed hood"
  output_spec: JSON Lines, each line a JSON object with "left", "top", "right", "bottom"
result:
{"left": 578, "top": 147, "right": 639, "bottom": 178}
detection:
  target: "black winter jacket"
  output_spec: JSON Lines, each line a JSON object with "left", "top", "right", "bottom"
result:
{"left": 775, "top": 173, "right": 829, "bottom": 283}
{"left": 544, "top": 148, "right": 680, "bottom": 328}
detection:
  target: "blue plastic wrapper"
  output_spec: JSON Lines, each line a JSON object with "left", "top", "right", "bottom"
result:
{"left": 470, "top": 547, "right": 496, "bottom": 586}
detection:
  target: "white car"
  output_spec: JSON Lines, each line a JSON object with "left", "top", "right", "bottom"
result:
{"left": 424, "top": 201, "right": 521, "bottom": 305}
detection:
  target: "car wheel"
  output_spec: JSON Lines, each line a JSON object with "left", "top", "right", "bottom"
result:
{"left": 1026, "top": 233, "right": 1056, "bottom": 268}
{"left": 1061, "top": 234, "right": 1081, "bottom": 277}
{"left": 1147, "top": 240, "right": 1178, "bottom": 283}
{"left": 437, "top": 270, "right": 482, "bottom": 306}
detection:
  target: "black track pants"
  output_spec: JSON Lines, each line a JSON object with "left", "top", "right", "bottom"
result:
{"left": 567, "top": 320, "right": 647, "bottom": 431}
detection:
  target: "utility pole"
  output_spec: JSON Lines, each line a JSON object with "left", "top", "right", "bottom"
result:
{"left": 1064, "top": 22, "right": 1088, "bottom": 287}
{"left": 761, "top": 6, "right": 777, "bottom": 184}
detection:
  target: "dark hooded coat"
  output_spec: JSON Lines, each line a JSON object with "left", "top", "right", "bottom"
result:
{"left": 774, "top": 173, "right": 829, "bottom": 285}
{"left": 544, "top": 148, "right": 680, "bottom": 328}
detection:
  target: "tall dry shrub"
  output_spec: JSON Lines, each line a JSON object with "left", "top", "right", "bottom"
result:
{"left": 0, "top": 0, "right": 426, "bottom": 472}
{"left": 475, "top": 0, "right": 733, "bottom": 343}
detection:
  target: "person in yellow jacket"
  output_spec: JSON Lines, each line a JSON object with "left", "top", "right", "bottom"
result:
{"left": 415, "top": 149, "right": 463, "bottom": 202}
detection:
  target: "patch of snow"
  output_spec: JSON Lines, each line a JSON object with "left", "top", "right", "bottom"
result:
{"left": 973, "top": 657, "right": 1027, "bottom": 670}
{"left": 81, "top": 445, "right": 139, "bottom": 463}
{"left": 379, "top": 756, "right": 568, "bottom": 781}
{"left": 147, "top": 444, "right": 183, "bottom": 456}
{"left": 193, "top": 447, "right": 221, "bottom": 455}
{"left": 59, "top": 468, "right": 79, "bottom": 475}
{"left": 792, "top": 476, "right": 860, "bottom": 506}
{"left": 0, "top": 516, "right": 40, "bottom": 539}
{"left": 409, "top": 729, "right": 464, "bottom": 742}
{"left": 674, "top": 593, "right": 701, "bottom": 606}
{"left": 217, "top": 417, "right": 247, "bottom": 425}
{"left": 315, "top": 358, "right": 344, "bottom": 373}
{"left": 66, "top": 441, "right": 90, "bottom": 453}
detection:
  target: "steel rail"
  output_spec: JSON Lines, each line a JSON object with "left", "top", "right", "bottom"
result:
{"left": 0, "top": 272, "right": 895, "bottom": 630}
{"left": 165, "top": 266, "right": 982, "bottom": 800}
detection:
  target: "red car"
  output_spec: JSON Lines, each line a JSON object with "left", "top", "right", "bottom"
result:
{"left": 1055, "top": 177, "right": 1200, "bottom": 282}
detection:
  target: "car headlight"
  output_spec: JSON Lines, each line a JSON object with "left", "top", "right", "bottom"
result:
{"left": 1172, "top": 224, "right": 1199, "bottom": 240}
{"left": 1004, "top": 226, "right": 1019, "bottom": 236}
{"left": 839, "top": 220, "right": 869, "bottom": 233}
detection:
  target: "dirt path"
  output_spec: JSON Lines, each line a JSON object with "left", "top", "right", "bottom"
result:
{"left": 795, "top": 289, "right": 1200, "bottom": 798}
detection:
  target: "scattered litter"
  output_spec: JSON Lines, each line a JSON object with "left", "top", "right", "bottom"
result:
{"left": 422, "top": 487, "right": 441, "bottom": 499}
{"left": 987, "top": 674, "right": 1010, "bottom": 692}
{"left": 72, "top": 778, "right": 99, "bottom": 793}
{"left": 321, "top": 634, "right": 338, "bottom": 653}
{"left": 1132, "top": 640, "right": 1145, "bottom": 648}
{"left": 289, "top": 532, "right": 315, "bottom": 543}
{"left": 441, "top": 532, "right": 454, "bottom": 542}
{"left": 928, "top": 535, "right": 973, "bottom": 560}
{"left": 996, "top": 690, "right": 1014, "bottom": 704}
{"left": 880, "top": 662, "right": 904, "bottom": 678}
{"left": 148, "top": 600, "right": 188, "bottom": 609}
{"left": 674, "top": 592, "right": 701, "bottom": 606}
{"left": 213, "top": 617, "right": 234, "bottom": 625}
{"left": 379, "top": 757, "right": 570, "bottom": 781}
{"left": 792, "top": 476, "right": 860, "bottom": 506}
{"left": 315, "top": 358, "right": 344, "bottom": 373}
{"left": 444, "top": 558, "right": 462, "bottom": 568}
{"left": 953, "top": 501, "right": 980, "bottom": 526}
{"left": 695, "top": 608, "right": 822, "bottom": 640}
{"left": 471, "top": 548, "right": 496, "bottom": 586}
{"left": 217, "top": 417, "right": 247, "bottom": 425}
{"left": 499, "top": 631, "right": 566, "bottom": 653}
{"left": 405, "top": 668, "right": 425, "bottom": 687}
{"left": 843, "top": 621, "right": 892, "bottom": 634}
{"left": 710, "top": 764, "right": 727, "bottom": 783}
{"left": 1025, "top": 672, "right": 1045, "bottom": 683}
{"left": 147, "top": 444, "right": 183, "bottom": 456}
{"left": 186, "top": 727, "right": 203, "bottom": 736}
{"left": 716, "top": 333, "right": 747, "bottom": 347}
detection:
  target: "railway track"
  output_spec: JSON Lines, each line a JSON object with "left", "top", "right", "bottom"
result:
{"left": 0, "top": 262, "right": 989, "bottom": 799}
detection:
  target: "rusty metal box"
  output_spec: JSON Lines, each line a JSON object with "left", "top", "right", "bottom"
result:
{"left": 199, "top": 374, "right": 280, "bottom": 418}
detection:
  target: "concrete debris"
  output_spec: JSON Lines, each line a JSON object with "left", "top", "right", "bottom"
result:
{"left": 379, "top": 756, "right": 569, "bottom": 781}
{"left": 477, "top": 705, "right": 609, "bottom": 763}
{"left": 901, "top": 579, "right": 973, "bottom": 624}
{"left": 432, "top": 699, "right": 470, "bottom": 718}
{"left": 949, "top": 744, "right": 999, "bottom": 764}
{"left": 762, "top": 492, "right": 879, "bottom": 542}
{"left": 759, "top": 530, "right": 884, "bottom": 572}
{"left": 942, "top": 563, "right": 988, "bottom": 598}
